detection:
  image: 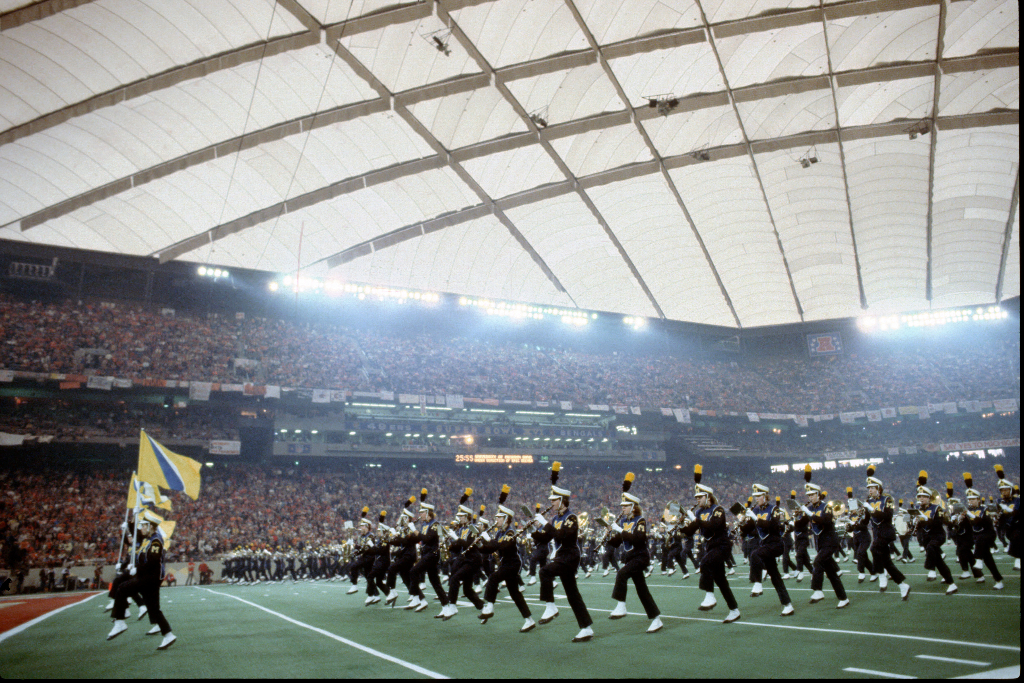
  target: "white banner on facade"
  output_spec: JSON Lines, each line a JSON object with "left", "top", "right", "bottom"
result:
{"left": 446, "top": 394, "right": 464, "bottom": 409}
{"left": 747, "top": 412, "right": 759, "bottom": 422}
{"left": 0, "top": 370, "right": 15, "bottom": 382}
{"left": 673, "top": 408, "right": 691, "bottom": 424}
{"left": 209, "top": 440, "right": 241, "bottom": 455}
{"left": 86, "top": 376, "right": 113, "bottom": 390}
{"left": 189, "top": 382, "right": 212, "bottom": 401}
{"left": 560, "top": 401, "right": 573, "bottom": 411}
{"left": 312, "top": 389, "right": 331, "bottom": 404}
{"left": 265, "top": 385, "right": 280, "bottom": 399}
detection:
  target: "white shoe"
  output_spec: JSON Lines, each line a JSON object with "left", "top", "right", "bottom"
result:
{"left": 796, "top": 571, "right": 805, "bottom": 582}
{"left": 602, "top": 569, "right": 610, "bottom": 577}
{"left": 974, "top": 559, "right": 985, "bottom": 569}
{"left": 667, "top": 567, "right": 676, "bottom": 577}
{"left": 681, "top": 572, "right": 690, "bottom": 579}
{"left": 780, "top": 573, "right": 791, "bottom": 580}
{"left": 435, "top": 606, "right": 448, "bottom": 619}
{"left": 899, "top": 583, "right": 911, "bottom": 601}
{"left": 103, "top": 600, "right": 114, "bottom": 612}
{"left": 878, "top": 574, "right": 888, "bottom": 592}
{"left": 946, "top": 584, "right": 958, "bottom": 595}
{"left": 137, "top": 605, "right": 147, "bottom": 620}
{"left": 480, "top": 602, "right": 494, "bottom": 616}
{"left": 527, "top": 576, "right": 536, "bottom": 586}
{"left": 520, "top": 618, "right": 536, "bottom": 633}
{"left": 571, "top": 626, "right": 594, "bottom": 643}
{"left": 809, "top": 591, "right": 825, "bottom": 604}
{"left": 698, "top": 593, "right": 716, "bottom": 611}
{"left": 993, "top": 581, "right": 1004, "bottom": 590}
{"left": 609, "top": 602, "right": 628, "bottom": 620}
{"left": 960, "top": 571, "right": 972, "bottom": 579}
{"left": 647, "top": 617, "right": 663, "bottom": 633}
{"left": 857, "top": 573, "right": 865, "bottom": 583}
{"left": 106, "top": 620, "right": 128, "bottom": 641}
{"left": 836, "top": 599, "right": 850, "bottom": 609}
{"left": 750, "top": 582, "right": 763, "bottom": 597}
{"left": 414, "top": 600, "right": 429, "bottom": 612}
{"left": 385, "top": 590, "right": 398, "bottom": 605}
{"left": 419, "top": 582, "right": 427, "bottom": 590}
{"left": 1015, "top": 559, "right": 1020, "bottom": 571}
{"left": 976, "top": 576, "right": 986, "bottom": 584}
{"left": 926, "top": 571, "right": 936, "bottom": 581}
{"left": 585, "top": 570, "right": 592, "bottom": 579}
{"left": 146, "top": 625, "right": 161, "bottom": 635}
{"left": 723, "top": 609, "right": 740, "bottom": 624}
{"left": 346, "top": 586, "right": 359, "bottom": 594}
{"left": 869, "top": 574, "right": 878, "bottom": 582}
{"left": 404, "top": 597, "right": 421, "bottom": 610}
{"left": 661, "top": 570, "right": 668, "bottom": 575}
{"left": 726, "top": 568, "right": 736, "bottom": 576}
{"left": 157, "top": 633, "right": 176, "bottom": 650}
{"left": 540, "top": 603, "right": 559, "bottom": 624}
{"left": 552, "top": 581, "right": 559, "bottom": 589}
{"left": 781, "top": 603, "right": 794, "bottom": 616}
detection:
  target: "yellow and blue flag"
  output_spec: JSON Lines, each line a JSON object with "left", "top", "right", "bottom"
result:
{"left": 127, "top": 473, "right": 173, "bottom": 511}
{"left": 137, "top": 430, "right": 202, "bottom": 500}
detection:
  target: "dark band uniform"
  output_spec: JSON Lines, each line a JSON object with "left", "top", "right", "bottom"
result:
{"left": 748, "top": 501, "right": 792, "bottom": 606}
{"left": 534, "top": 509, "right": 593, "bottom": 629}
{"left": 479, "top": 525, "right": 531, "bottom": 619}
{"left": 681, "top": 504, "right": 738, "bottom": 610}
{"left": 609, "top": 512, "right": 660, "bottom": 619}
{"left": 113, "top": 530, "right": 172, "bottom": 636}
{"left": 807, "top": 500, "right": 848, "bottom": 601}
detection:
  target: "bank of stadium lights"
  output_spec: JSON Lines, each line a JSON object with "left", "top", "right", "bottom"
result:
{"left": 857, "top": 305, "right": 1008, "bottom": 332}
{"left": 623, "top": 315, "right": 647, "bottom": 330}
{"left": 269, "top": 276, "right": 440, "bottom": 305}
{"left": 458, "top": 296, "right": 594, "bottom": 326}
{"left": 197, "top": 266, "right": 229, "bottom": 279}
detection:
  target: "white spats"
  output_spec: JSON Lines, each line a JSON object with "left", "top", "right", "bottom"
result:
{"left": 540, "top": 603, "right": 559, "bottom": 624}
{"left": 899, "top": 583, "right": 911, "bottom": 601}
{"left": 781, "top": 604, "right": 794, "bottom": 616}
{"left": 993, "top": 581, "right": 1004, "bottom": 590}
{"left": 927, "top": 571, "right": 937, "bottom": 581}
{"left": 946, "top": 584, "right": 958, "bottom": 595}
{"left": 157, "top": 633, "right": 176, "bottom": 651}
{"left": 106, "top": 620, "right": 127, "bottom": 641}
{"left": 609, "top": 602, "right": 628, "bottom": 619}
{"left": 103, "top": 600, "right": 114, "bottom": 612}
{"left": 146, "top": 625, "right": 161, "bottom": 635}
{"left": 879, "top": 574, "right": 888, "bottom": 591}
{"left": 137, "top": 606, "right": 148, "bottom": 620}
{"left": 346, "top": 586, "right": 359, "bottom": 594}
{"left": 647, "top": 617, "right": 663, "bottom": 633}
{"left": 571, "top": 626, "right": 594, "bottom": 643}
{"left": 750, "top": 582, "right": 763, "bottom": 597}
{"left": 836, "top": 599, "right": 850, "bottom": 609}
{"left": 723, "top": 609, "right": 741, "bottom": 624}
{"left": 481, "top": 602, "right": 494, "bottom": 616}
{"left": 809, "top": 591, "right": 825, "bottom": 604}
{"left": 796, "top": 571, "right": 805, "bottom": 582}
{"left": 520, "top": 618, "right": 536, "bottom": 633}
{"left": 698, "top": 593, "right": 717, "bottom": 611}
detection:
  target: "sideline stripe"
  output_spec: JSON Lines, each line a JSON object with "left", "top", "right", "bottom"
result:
{"left": 915, "top": 655, "right": 990, "bottom": 666}
{"left": 0, "top": 592, "right": 101, "bottom": 644}
{"left": 844, "top": 667, "right": 916, "bottom": 678}
{"left": 953, "top": 665, "right": 1020, "bottom": 679}
{"left": 492, "top": 598, "right": 1021, "bottom": 652}
{"left": 202, "top": 588, "right": 448, "bottom": 679}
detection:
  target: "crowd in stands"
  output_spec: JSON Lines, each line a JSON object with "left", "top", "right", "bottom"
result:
{"left": 1, "top": 457, "right": 1017, "bottom": 574}
{"left": 0, "top": 399, "right": 239, "bottom": 441}
{"left": 1, "top": 294, "right": 1018, "bottom": 414}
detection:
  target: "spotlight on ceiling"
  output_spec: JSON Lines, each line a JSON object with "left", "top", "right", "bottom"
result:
{"left": 432, "top": 35, "right": 451, "bottom": 56}
{"left": 645, "top": 94, "right": 679, "bottom": 116}
{"left": 799, "top": 155, "right": 818, "bottom": 168}
{"left": 908, "top": 121, "right": 930, "bottom": 139}
{"left": 691, "top": 149, "right": 710, "bottom": 162}
{"left": 530, "top": 113, "right": 548, "bottom": 128}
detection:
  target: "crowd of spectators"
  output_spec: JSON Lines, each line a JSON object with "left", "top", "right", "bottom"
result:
{"left": 0, "top": 398, "right": 239, "bottom": 441}
{"left": 1, "top": 293, "right": 1018, "bottom": 415}
{"left": 1, "top": 457, "right": 1017, "bottom": 573}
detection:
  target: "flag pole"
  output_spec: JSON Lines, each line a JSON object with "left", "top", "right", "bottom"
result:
{"left": 116, "top": 499, "right": 131, "bottom": 566}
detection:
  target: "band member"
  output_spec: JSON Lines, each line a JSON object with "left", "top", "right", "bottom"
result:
{"left": 789, "top": 490, "right": 813, "bottom": 582}
{"left": 746, "top": 484, "right": 795, "bottom": 616}
{"left": 364, "top": 511, "right": 391, "bottom": 605}
{"left": 406, "top": 489, "right": 450, "bottom": 613}
{"left": 680, "top": 465, "right": 740, "bottom": 624}
{"left": 385, "top": 497, "right": 418, "bottom": 606}
{"left": 964, "top": 476, "right": 1004, "bottom": 590}
{"left": 799, "top": 468, "right": 849, "bottom": 609}
{"left": 995, "top": 466, "right": 1019, "bottom": 571}
{"left": 442, "top": 489, "right": 486, "bottom": 619}
{"left": 106, "top": 510, "right": 176, "bottom": 650}
{"left": 913, "top": 472, "right": 957, "bottom": 595}
{"left": 864, "top": 466, "right": 911, "bottom": 600}
{"left": 847, "top": 488, "right": 875, "bottom": 583}
{"left": 347, "top": 508, "right": 375, "bottom": 595}
{"left": 526, "top": 502, "right": 550, "bottom": 586}
{"left": 532, "top": 462, "right": 595, "bottom": 643}
{"left": 478, "top": 488, "right": 535, "bottom": 633}
{"left": 606, "top": 473, "right": 663, "bottom": 633}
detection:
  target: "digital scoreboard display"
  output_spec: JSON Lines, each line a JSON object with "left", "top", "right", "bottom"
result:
{"left": 455, "top": 454, "right": 535, "bottom": 464}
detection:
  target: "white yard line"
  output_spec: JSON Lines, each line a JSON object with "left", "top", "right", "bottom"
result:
{"left": 953, "top": 665, "right": 1020, "bottom": 679}
{"left": 0, "top": 592, "right": 101, "bottom": 644}
{"left": 915, "top": 655, "right": 990, "bottom": 667}
{"left": 843, "top": 667, "right": 917, "bottom": 678}
{"left": 202, "top": 588, "right": 448, "bottom": 679}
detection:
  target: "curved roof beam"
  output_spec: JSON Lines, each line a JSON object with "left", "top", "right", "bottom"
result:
{"left": 924, "top": 0, "right": 948, "bottom": 303}
{"left": 12, "top": 51, "right": 1011, "bottom": 234}
{"left": 162, "top": 111, "right": 1014, "bottom": 273}
{"left": 1, "top": 0, "right": 98, "bottom": 31}
{"left": 995, "top": 168, "right": 1020, "bottom": 303}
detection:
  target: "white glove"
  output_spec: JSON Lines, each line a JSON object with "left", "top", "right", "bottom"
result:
{"left": 1000, "top": 504, "right": 1012, "bottom": 514}
{"left": 745, "top": 509, "right": 757, "bottom": 521}
{"left": 120, "top": 522, "right": 128, "bottom": 533}
{"left": 446, "top": 528, "right": 458, "bottom": 541}
{"left": 610, "top": 523, "right": 622, "bottom": 533}
{"left": 114, "top": 562, "right": 122, "bottom": 572}
{"left": 533, "top": 514, "right": 547, "bottom": 527}
{"left": 129, "top": 566, "right": 137, "bottom": 576}
{"left": 800, "top": 506, "right": 812, "bottom": 516}
{"left": 848, "top": 500, "right": 859, "bottom": 512}
{"left": 407, "top": 522, "right": 417, "bottom": 533}
{"left": 480, "top": 532, "right": 491, "bottom": 542}
{"left": 685, "top": 509, "right": 696, "bottom": 522}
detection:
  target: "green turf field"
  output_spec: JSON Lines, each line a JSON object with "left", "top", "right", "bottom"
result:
{"left": 1, "top": 553, "right": 1019, "bottom": 679}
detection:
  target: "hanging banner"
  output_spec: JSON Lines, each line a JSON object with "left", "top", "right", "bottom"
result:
{"left": 673, "top": 408, "right": 691, "bottom": 424}
{"left": 806, "top": 332, "right": 843, "bottom": 356}
{"left": 446, "top": 394, "right": 464, "bottom": 409}
{"left": 265, "top": 385, "right": 281, "bottom": 399}
{"left": 113, "top": 378, "right": 133, "bottom": 389}
{"left": 189, "top": 382, "right": 212, "bottom": 401}
{"left": 86, "top": 376, "right": 113, "bottom": 391}
{"left": 312, "top": 389, "right": 331, "bottom": 404}
{"left": 0, "top": 370, "right": 14, "bottom": 382}
{"left": 880, "top": 407, "right": 897, "bottom": 419}
{"left": 209, "top": 440, "right": 241, "bottom": 455}
{"left": 992, "top": 399, "right": 1018, "bottom": 412}
{"left": 866, "top": 410, "right": 881, "bottom": 422}
{"left": 747, "top": 412, "right": 760, "bottom": 422}
{"left": 560, "top": 401, "right": 573, "bottom": 411}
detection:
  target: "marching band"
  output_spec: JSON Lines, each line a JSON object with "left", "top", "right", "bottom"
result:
{"left": 167, "top": 461, "right": 1018, "bottom": 646}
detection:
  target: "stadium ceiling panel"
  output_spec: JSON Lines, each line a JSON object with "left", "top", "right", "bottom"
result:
{"left": 0, "top": 0, "right": 1019, "bottom": 329}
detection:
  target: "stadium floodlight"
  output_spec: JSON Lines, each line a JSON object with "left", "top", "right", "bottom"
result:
{"left": 197, "top": 266, "right": 207, "bottom": 276}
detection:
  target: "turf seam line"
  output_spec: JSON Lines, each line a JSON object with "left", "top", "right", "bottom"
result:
{"left": 915, "top": 655, "right": 990, "bottom": 667}
{"left": 201, "top": 588, "right": 449, "bottom": 679}
{"left": 0, "top": 591, "right": 102, "bottom": 644}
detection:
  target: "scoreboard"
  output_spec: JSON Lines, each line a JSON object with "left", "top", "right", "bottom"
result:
{"left": 455, "top": 453, "right": 535, "bottom": 464}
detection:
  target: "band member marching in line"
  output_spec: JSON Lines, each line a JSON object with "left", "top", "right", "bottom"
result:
{"left": 847, "top": 487, "right": 876, "bottom": 584}
{"left": 799, "top": 467, "right": 849, "bottom": 609}
{"left": 945, "top": 480, "right": 983, "bottom": 582}
{"left": 680, "top": 465, "right": 741, "bottom": 624}
{"left": 346, "top": 507, "right": 375, "bottom": 596}
{"left": 532, "top": 462, "right": 595, "bottom": 643}
{"left": 864, "top": 466, "right": 912, "bottom": 600}
{"left": 406, "top": 489, "right": 451, "bottom": 614}
{"left": 746, "top": 484, "right": 795, "bottom": 616}
{"left": 963, "top": 474, "right": 1004, "bottom": 590}
{"left": 913, "top": 472, "right": 957, "bottom": 595}
{"left": 606, "top": 473, "right": 663, "bottom": 633}
{"left": 790, "top": 491, "right": 814, "bottom": 582}
{"left": 994, "top": 466, "right": 1020, "bottom": 572}
{"left": 365, "top": 511, "right": 392, "bottom": 605}
{"left": 478, "top": 486, "right": 535, "bottom": 633}
{"left": 442, "top": 488, "right": 486, "bottom": 620}
{"left": 384, "top": 496, "right": 418, "bottom": 607}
